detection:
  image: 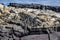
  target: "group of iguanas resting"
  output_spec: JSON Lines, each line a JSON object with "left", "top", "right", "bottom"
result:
{"left": 0, "top": 4, "right": 60, "bottom": 40}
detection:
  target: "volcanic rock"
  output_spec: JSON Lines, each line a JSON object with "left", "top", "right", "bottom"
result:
{"left": 8, "top": 3, "right": 60, "bottom": 12}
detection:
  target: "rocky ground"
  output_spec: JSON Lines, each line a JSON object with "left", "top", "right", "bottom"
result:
{"left": 21, "top": 32, "right": 60, "bottom": 40}
{"left": 0, "top": 4, "right": 60, "bottom": 40}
